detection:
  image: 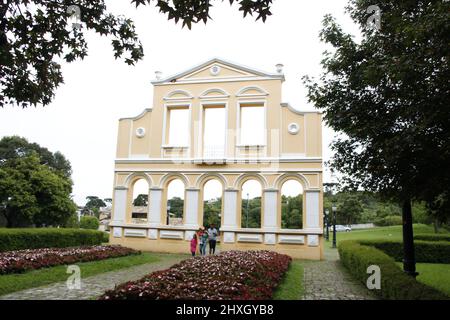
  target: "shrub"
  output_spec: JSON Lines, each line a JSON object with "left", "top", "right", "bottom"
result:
{"left": 0, "top": 228, "right": 107, "bottom": 252}
{"left": 100, "top": 250, "right": 291, "bottom": 300}
{"left": 0, "top": 245, "right": 139, "bottom": 274}
{"left": 374, "top": 215, "right": 403, "bottom": 226}
{"left": 359, "top": 239, "right": 450, "bottom": 264}
{"left": 80, "top": 216, "right": 99, "bottom": 230}
{"left": 338, "top": 240, "right": 448, "bottom": 300}
{"left": 414, "top": 234, "right": 450, "bottom": 242}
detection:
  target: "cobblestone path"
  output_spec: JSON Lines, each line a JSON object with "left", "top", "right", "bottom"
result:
{"left": 302, "top": 248, "right": 376, "bottom": 300}
{"left": 0, "top": 254, "right": 186, "bottom": 300}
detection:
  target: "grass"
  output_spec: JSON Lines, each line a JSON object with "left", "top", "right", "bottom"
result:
{"left": 273, "top": 260, "right": 304, "bottom": 300}
{"left": 393, "top": 262, "right": 450, "bottom": 296}
{"left": 0, "top": 252, "right": 168, "bottom": 296}
{"left": 326, "top": 224, "right": 444, "bottom": 249}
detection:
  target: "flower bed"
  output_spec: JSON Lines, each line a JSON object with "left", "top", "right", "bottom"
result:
{"left": 100, "top": 250, "right": 292, "bottom": 300}
{"left": 0, "top": 245, "right": 139, "bottom": 274}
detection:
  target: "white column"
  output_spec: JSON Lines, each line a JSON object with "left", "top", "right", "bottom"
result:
{"left": 222, "top": 189, "right": 238, "bottom": 229}
{"left": 148, "top": 188, "right": 162, "bottom": 227}
{"left": 263, "top": 189, "right": 278, "bottom": 231}
{"left": 112, "top": 187, "right": 127, "bottom": 224}
{"left": 305, "top": 191, "right": 320, "bottom": 229}
{"left": 185, "top": 188, "right": 200, "bottom": 229}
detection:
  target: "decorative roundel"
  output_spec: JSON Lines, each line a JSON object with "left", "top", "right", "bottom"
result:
{"left": 135, "top": 127, "right": 146, "bottom": 138}
{"left": 288, "top": 123, "right": 300, "bottom": 135}
{"left": 210, "top": 65, "right": 221, "bottom": 76}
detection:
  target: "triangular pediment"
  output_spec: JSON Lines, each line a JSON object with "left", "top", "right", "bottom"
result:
{"left": 152, "top": 58, "right": 284, "bottom": 84}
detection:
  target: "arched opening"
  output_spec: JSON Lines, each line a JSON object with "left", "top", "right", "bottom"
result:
{"left": 131, "top": 178, "right": 149, "bottom": 224}
{"left": 281, "top": 180, "right": 303, "bottom": 229}
{"left": 166, "top": 179, "right": 184, "bottom": 226}
{"left": 202, "top": 179, "right": 222, "bottom": 229}
{"left": 240, "top": 179, "right": 262, "bottom": 228}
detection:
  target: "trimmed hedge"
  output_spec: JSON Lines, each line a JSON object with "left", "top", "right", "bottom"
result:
{"left": 338, "top": 240, "right": 449, "bottom": 300}
{"left": 359, "top": 239, "right": 450, "bottom": 264}
{"left": 0, "top": 228, "right": 109, "bottom": 252}
{"left": 414, "top": 234, "right": 450, "bottom": 242}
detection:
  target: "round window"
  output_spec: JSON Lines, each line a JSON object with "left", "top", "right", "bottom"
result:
{"left": 288, "top": 123, "right": 300, "bottom": 135}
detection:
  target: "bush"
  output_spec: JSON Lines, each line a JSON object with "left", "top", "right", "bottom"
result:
{"left": 414, "top": 234, "right": 450, "bottom": 242}
{"left": 338, "top": 240, "right": 448, "bottom": 300}
{"left": 0, "top": 228, "right": 107, "bottom": 252}
{"left": 80, "top": 216, "right": 99, "bottom": 230}
{"left": 359, "top": 239, "right": 450, "bottom": 264}
{"left": 374, "top": 215, "right": 403, "bottom": 226}
{"left": 100, "top": 250, "right": 291, "bottom": 300}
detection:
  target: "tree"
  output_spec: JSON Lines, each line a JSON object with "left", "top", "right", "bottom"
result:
{"left": 0, "top": 136, "right": 72, "bottom": 178}
{"left": 0, "top": 153, "right": 76, "bottom": 227}
{"left": 85, "top": 196, "right": 107, "bottom": 210}
{"left": 338, "top": 195, "right": 363, "bottom": 225}
{"left": 203, "top": 198, "right": 221, "bottom": 228}
{"left": 304, "top": 0, "right": 450, "bottom": 276}
{"left": 281, "top": 195, "right": 303, "bottom": 229}
{"left": 80, "top": 215, "right": 99, "bottom": 230}
{"left": 168, "top": 197, "right": 184, "bottom": 218}
{"left": 133, "top": 194, "right": 148, "bottom": 206}
{"left": 0, "top": 0, "right": 273, "bottom": 108}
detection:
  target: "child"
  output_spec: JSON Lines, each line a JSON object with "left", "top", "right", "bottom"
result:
{"left": 190, "top": 234, "right": 198, "bottom": 257}
{"left": 199, "top": 227, "right": 208, "bottom": 256}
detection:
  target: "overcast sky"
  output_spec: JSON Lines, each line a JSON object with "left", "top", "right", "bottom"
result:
{"left": 0, "top": 0, "right": 360, "bottom": 205}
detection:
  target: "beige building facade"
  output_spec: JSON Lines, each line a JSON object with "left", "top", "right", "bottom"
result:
{"left": 109, "top": 58, "right": 324, "bottom": 260}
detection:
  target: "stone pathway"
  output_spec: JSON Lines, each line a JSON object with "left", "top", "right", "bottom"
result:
{"left": 0, "top": 254, "right": 186, "bottom": 300}
{"left": 302, "top": 248, "right": 376, "bottom": 300}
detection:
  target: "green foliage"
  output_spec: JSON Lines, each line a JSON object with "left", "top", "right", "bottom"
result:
{"left": 203, "top": 198, "right": 221, "bottom": 228}
{"left": 0, "top": 145, "right": 76, "bottom": 227}
{"left": 281, "top": 195, "right": 302, "bottom": 229}
{"left": 168, "top": 197, "right": 184, "bottom": 218}
{"left": 63, "top": 214, "right": 80, "bottom": 228}
{"left": 358, "top": 239, "right": 450, "bottom": 264}
{"left": 0, "top": 228, "right": 107, "bottom": 252}
{"left": 132, "top": 194, "right": 148, "bottom": 206}
{"left": 80, "top": 216, "right": 100, "bottom": 230}
{"left": 273, "top": 261, "right": 304, "bottom": 300}
{"left": 85, "top": 196, "right": 107, "bottom": 210}
{"left": 374, "top": 215, "right": 403, "bottom": 226}
{"left": 414, "top": 234, "right": 450, "bottom": 242}
{"left": 337, "top": 194, "right": 363, "bottom": 225}
{"left": 338, "top": 240, "right": 449, "bottom": 300}
{"left": 305, "top": 0, "right": 450, "bottom": 214}
{"left": 241, "top": 197, "right": 261, "bottom": 228}
{"left": 1, "top": 0, "right": 273, "bottom": 107}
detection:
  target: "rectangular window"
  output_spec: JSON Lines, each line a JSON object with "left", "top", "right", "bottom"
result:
{"left": 203, "top": 105, "right": 226, "bottom": 158}
{"left": 167, "top": 107, "right": 189, "bottom": 146}
{"left": 240, "top": 103, "right": 265, "bottom": 145}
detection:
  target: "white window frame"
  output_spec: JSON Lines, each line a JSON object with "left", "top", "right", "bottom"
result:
{"left": 236, "top": 99, "right": 267, "bottom": 148}
{"left": 162, "top": 102, "right": 192, "bottom": 151}
{"left": 199, "top": 101, "right": 228, "bottom": 159}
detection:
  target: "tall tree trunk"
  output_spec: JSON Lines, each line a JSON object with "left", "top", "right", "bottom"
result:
{"left": 402, "top": 199, "right": 418, "bottom": 277}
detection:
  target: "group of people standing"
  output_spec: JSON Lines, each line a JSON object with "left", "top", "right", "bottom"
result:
{"left": 190, "top": 224, "right": 219, "bottom": 256}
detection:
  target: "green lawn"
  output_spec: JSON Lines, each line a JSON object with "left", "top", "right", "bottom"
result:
{"left": 273, "top": 260, "right": 304, "bottom": 300}
{"left": 393, "top": 262, "right": 450, "bottom": 296}
{"left": 326, "top": 224, "right": 444, "bottom": 249}
{"left": 0, "top": 252, "right": 170, "bottom": 296}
